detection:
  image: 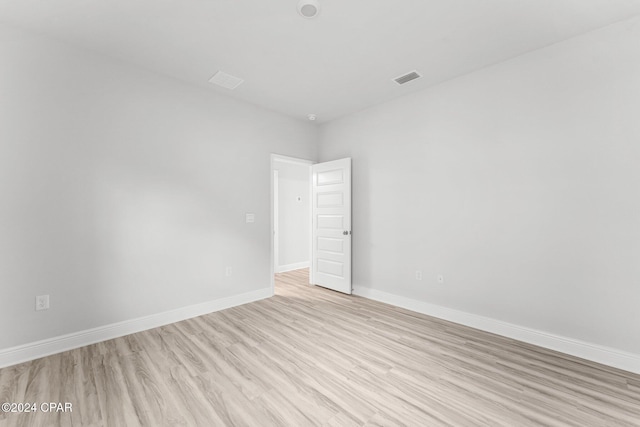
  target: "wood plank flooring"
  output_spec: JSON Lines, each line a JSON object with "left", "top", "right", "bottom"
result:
{"left": 1, "top": 268, "right": 639, "bottom": 426}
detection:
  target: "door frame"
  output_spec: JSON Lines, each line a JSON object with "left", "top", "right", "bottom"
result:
{"left": 273, "top": 169, "right": 279, "bottom": 273}
{"left": 270, "top": 154, "right": 314, "bottom": 296}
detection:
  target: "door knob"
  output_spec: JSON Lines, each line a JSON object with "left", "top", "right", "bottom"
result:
{"left": 343, "top": 230, "right": 348, "bottom": 235}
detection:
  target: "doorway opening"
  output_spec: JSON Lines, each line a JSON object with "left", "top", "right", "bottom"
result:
{"left": 270, "top": 154, "right": 313, "bottom": 296}
{"left": 270, "top": 154, "right": 352, "bottom": 296}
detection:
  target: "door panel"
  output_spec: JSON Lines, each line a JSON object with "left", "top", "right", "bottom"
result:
{"left": 317, "top": 237, "right": 343, "bottom": 254}
{"left": 317, "top": 215, "right": 344, "bottom": 229}
{"left": 317, "top": 192, "right": 343, "bottom": 207}
{"left": 317, "top": 168, "right": 345, "bottom": 185}
{"left": 311, "top": 158, "right": 351, "bottom": 294}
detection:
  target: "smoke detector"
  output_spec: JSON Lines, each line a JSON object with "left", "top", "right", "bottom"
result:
{"left": 307, "top": 114, "right": 317, "bottom": 121}
{"left": 298, "top": 0, "right": 320, "bottom": 18}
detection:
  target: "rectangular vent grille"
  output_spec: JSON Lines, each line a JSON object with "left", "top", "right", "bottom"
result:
{"left": 393, "top": 70, "right": 421, "bottom": 85}
{"left": 209, "top": 71, "right": 244, "bottom": 90}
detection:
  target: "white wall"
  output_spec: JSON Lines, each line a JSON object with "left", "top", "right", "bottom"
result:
{"left": 319, "top": 17, "right": 640, "bottom": 356}
{"left": 0, "top": 25, "right": 317, "bottom": 350}
{"left": 275, "top": 161, "right": 310, "bottom": 271}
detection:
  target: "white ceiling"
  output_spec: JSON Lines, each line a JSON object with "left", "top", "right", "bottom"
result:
{"left": 2, "top": 0, "right": 640, "bottom": 123}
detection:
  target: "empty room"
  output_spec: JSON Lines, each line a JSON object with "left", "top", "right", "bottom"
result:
{"left": 1, "top": 1, "right": 640, "bottom": 426}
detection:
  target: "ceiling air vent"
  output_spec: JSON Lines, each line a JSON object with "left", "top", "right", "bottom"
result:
{"left": 209, "top": 71, "right": 244, "bottom": 90}
{"left": 393, "top": 70, "right": 421, "bottom": 85}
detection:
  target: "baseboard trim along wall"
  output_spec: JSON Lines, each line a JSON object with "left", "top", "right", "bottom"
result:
{"left": 353, "top": 286, "right": 640, "bottom": 375}
{"left": 0, "top": 287, "right": 272, "bottom": 369}
{"left": 4, "top": 284, "right": 638, "bottom": 375}
{"left": 276, "top": 261, "right": 310, "bottom": 273}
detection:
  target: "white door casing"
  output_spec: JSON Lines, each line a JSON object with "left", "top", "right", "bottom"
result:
{"left": 273, "top": 169, "right": 279, "bottom": 272}
{"left": 311, "top": 158, "right": 352, "bottom": 294}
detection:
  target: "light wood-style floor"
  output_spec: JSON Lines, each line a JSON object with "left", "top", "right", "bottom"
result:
{"left": 1, "top": 269, "right": 639, "bottom": 426}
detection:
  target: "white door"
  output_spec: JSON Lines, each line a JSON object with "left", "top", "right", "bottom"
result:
{"left": 311, "top": 158, "right": 351, "bottom": 294}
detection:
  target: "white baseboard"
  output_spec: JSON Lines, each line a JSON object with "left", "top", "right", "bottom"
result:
{"left": 353, "top": 286, "right": 640, "bottom": 375}
{"left": 0, "top": 288, "right": 271, "bottom": 369}
{"left": 276, "top": 261, "right": 309, "bottom": 273}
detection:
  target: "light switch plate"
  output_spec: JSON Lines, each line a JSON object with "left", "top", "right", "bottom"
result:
{"left": 246, "top": 213, "right": 255, "bottom": 223}
{"left": 36, "top": 295, "right": 49, "bottom": 311}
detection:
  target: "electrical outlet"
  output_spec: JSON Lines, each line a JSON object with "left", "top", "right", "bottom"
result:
{"left": 437, "top": 275, "right": 444, "bottom": 284}
{"left": 225, "top": 266, "right": 233, "bottom": 277}
{"left": 415, "top": 270, "right": 423, "bottom": 280}
{"left": 36, "top": 295, "right": 49, "bottom": 311}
